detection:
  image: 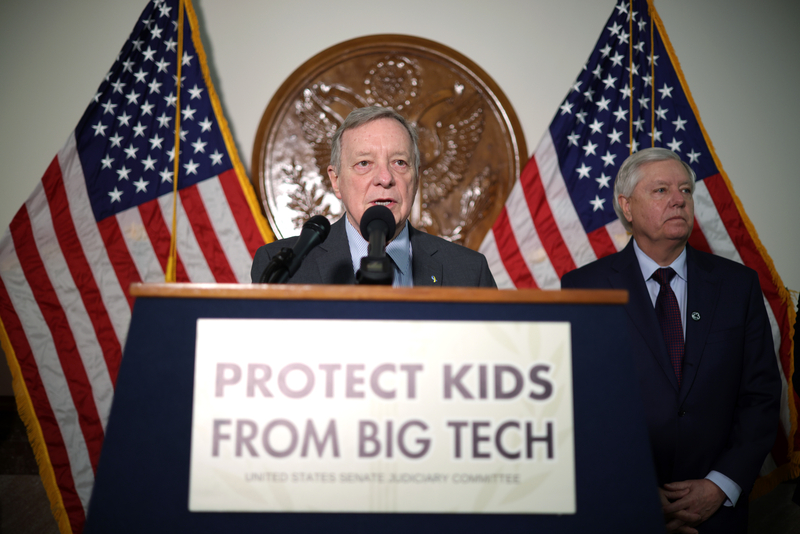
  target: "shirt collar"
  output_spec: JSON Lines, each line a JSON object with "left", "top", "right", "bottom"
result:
{"left": 344, "top": 216, "right": 412, "bottom": 277}
{"left": 632, "top": 239, "right": 687, "bottom": 282}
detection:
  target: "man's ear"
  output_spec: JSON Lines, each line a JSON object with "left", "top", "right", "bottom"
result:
{"left": 618, "top": 195, "right": 633, "bottom": 224}
{"left": 328, "top": 165, "right": 342, "bottom": 199}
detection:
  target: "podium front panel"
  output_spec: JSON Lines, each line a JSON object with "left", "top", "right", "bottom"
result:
{"left": 84, "top": 286, "right": 662, "bottom": 533}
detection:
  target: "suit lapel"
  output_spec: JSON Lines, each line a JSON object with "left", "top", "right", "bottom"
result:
{"left": 612, "top": 242, "right": 681, "bottom": 392}
{"left": 312, "top": 218, "right": 356, "bottom": 284}
{"left": 680, "top": 246, "right": 719, "bottom": 402}
{"left": 409, "top": 226, "right": 443, "bottom": 287}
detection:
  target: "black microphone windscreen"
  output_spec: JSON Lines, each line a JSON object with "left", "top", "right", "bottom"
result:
{"left": 360, "top": 205, "right": 396, "bottom": 241}
{"left": 304, "top": 215, "right": 331, "bottom": 240}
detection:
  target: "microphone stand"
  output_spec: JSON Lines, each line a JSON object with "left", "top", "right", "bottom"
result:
{"left": 356, "top": 221, "right": 394, "bottom": 285}
{"left": 259, "top": 248, "right": 293, "bottom": 284}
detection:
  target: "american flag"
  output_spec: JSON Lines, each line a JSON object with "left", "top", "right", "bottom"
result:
{"left": 479, "top": 0, "right": 797, "bottom": 496}
{"left": 0, "top": 0, "right": 270, "bottom": 532}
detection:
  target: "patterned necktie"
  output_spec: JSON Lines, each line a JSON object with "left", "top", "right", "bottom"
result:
{"left": 652, "top": 268, "right": 684, "bottom": 385}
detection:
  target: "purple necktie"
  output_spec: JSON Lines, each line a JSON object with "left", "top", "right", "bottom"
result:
{"left": 652, "top": 268, "right": 684, "bottom": 385}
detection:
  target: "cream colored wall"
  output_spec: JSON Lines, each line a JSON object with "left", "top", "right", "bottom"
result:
{"left": 0, "top": 0, "right": 798, "bottom": 393}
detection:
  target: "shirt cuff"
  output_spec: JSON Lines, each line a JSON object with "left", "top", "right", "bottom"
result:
{"left": 705, "top": 471, "right": 741, "bottom": 507}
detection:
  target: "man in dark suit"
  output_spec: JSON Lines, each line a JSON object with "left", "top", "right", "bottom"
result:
{"left": 561, "top": 148, "right": 780, "bottom": 533}
{"left": 251, "top": 106, "right": 496, "bottom": 288}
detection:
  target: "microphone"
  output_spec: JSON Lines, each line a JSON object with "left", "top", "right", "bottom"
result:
{"left": 259, "top": 215, "right": 331, "bottom": 283}
{"left": 356, "top": 205, "right": 396, "bottom": 285}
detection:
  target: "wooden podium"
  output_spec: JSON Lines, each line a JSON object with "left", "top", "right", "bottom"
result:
{"left": 84, "top": 284, "right": 663, "bottom": 533}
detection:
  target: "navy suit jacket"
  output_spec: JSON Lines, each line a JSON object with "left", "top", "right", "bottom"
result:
{"left": 251, "top": 218, "right": 497, "bottom": 288}
{"left": 561, "top": 240, "right": 780, "bottom": 532}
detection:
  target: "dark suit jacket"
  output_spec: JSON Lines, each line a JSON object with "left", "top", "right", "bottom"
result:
{"left": 251, "top": 218, "right": 497, "bottom": 288}
{"left": 561, "top": 241, "right": 780, "bottom": 533}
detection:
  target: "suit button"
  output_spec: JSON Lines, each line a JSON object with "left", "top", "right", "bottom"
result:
{"left": 678, "top": 410, "right": 687, "bottom": 417}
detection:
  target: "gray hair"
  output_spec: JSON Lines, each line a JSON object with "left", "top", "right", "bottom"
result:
{"left": 613, "top": 147, "right": 696, "bottom": 231}
{"left": 329, "top": 106, "right": 420, "bottom": 177}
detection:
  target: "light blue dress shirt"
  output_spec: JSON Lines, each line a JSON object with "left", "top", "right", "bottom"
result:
{"left": 632, "top": 240, "right": 740, "bottom": 507}
{"left": 344, "top": 216, "right": 413, "bottom": 287}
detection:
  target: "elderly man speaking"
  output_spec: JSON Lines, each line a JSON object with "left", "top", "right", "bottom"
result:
{"left": 251, "top": 106, "right": 495, "bottom": 288}
{"left": 561, "top": 147, "right": 780, "bottom": 534}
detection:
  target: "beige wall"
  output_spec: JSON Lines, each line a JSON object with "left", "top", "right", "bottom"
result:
{"left": 0, "top": 0, "right": 798, "bottom": 393}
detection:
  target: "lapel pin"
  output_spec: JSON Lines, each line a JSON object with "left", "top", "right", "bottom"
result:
{"left": 691, "top": 312, "right": 701, "bottom": 321}
{"left": 431, "top": 275, "right": 437, "bottom": 283}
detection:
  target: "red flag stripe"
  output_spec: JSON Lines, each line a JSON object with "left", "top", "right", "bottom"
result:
{"left": 491, "top": 208, "right": 538, "bottom": 288}
{"left": 96, "top": 216, "right": 142, "bottom": 306}
{"left": 22, "top": 181, "right": 115, "bottom": 428}
{"left": 217, "top": 168, "right": 269, "bottom": 260}
{"left": 500, "top": 178, "right": 560, "bottom": 288}
{"left": 687, "top": 218, "right": 713, "bottom": 253}
{"left": 0, "top": 225, "right": 96, "bottom": 516}
{"left": 587, "top": 226, "right": 618, "bottom": 259}
{"left": 703, "top": 176, "right": 792, "bottom": 380}
{"left": 0, "top": 275, "right": 87, "bottom": 533}
{"left": 202, "top": 172, "right": 259, "bottom": 282}
{"left": 477, "top": 229, "right": 515, "bottom": 289}
{"left": 180, "top": 183, "right": 237, "bottom": 282}
{"left": 536, "top": 134, "right": 599, "bottom": 270}
{"left": 138, "top": 197, "right": 189, "bottom": 282}
{"left": 9, "top": 205, "right": 105, "bottom": 471}
{"left": 156, "top": 193, "right": 215, "bottom": 282}
{"left": 57, "top": 137, "right": 133, "bottom": 338}
{"left": 41, "top": 157, "right": 122, "bottom": 385}
{"left": 521, "top": 157, "right": 577, "bottom": 278}
{"left": 704, "top": 176, "right": 791, "bottom": 324}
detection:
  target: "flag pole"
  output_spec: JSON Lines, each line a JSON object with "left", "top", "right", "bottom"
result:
{"left": 166, "top": 0, "right": 185, "bottom": 283}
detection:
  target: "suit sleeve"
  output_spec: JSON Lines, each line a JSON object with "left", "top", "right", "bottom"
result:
{"left": 709, "top": 268, "right": 781, "bottom": 494}
{"left": 250, "top": 244, "right": 273, "bottom": 283}
{"left": 478, "top": 255, "right": 498, "bottom": 288}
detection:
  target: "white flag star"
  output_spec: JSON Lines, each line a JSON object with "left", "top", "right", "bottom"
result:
{"left": 142, "top": 46, "right": 157, "bottom": 62}
{"left": 199, "top": 117, "right": 213, "bottom": 132}
{"left": 149, "top": 134, "right": 164, "bottom": 150}
{"left": 191, "top": 138, "right": 207, "bottom": 154}
{"left": 590, "top": 195, "right": 606, "bottom": 212}
{"left": 92, "top": 121, "right": 107, "bottom": 137}
{"left": 184, "top": 159, "right": 199, "bottom": 175}
{"left": 188, "top": 85, "right": 204, "bottom": 100}
{"left": 142, "top": 155, "right": 157, "bottom": 171}
{"left": 601, "top": 150, "right": 617, "bottom": 167}
{"left": 672, "top": 116, "right": 687, "bottom": 132}
{"left": 124, "top": 145, "right": 139, "bottom": 159}
{"left": 657, "top": 83, "right": 673, "bottom": 99}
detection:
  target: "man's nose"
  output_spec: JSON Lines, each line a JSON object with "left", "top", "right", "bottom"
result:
{"left": 374, "top": 161, "right": 395, "bottom": 187}
{"left": 670, "top": 187, "right": 686, "bottom": 206}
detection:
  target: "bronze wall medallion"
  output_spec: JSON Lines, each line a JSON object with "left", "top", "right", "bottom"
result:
{"left": 252, "top": 34, "right": 527, "bottom": 250}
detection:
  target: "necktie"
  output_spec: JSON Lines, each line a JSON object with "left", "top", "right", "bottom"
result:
{"left": 652, "top": 268, "right": 684, "bottom": 385}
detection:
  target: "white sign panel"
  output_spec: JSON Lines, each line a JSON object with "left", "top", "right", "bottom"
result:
{"left": 189, "top": 319, "right": 575, "bottom": 513}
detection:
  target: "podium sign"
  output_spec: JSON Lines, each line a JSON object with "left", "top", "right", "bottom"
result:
{"left": 189, "top": 319, "right": 575, "bottom": 513}
{"left": 84, "top": 284, "right": 664, "bottom": 534}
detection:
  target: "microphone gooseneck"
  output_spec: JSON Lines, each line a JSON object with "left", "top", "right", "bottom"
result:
{"left": 356, "top": 205, "right": 396, "bottom": 285}
{"left": 259, "top": 215, "right": 331, "bottom": 284}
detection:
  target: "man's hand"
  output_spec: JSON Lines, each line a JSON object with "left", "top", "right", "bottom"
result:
{"left": 659, "top": 486, "right": 700, "bottom": 533}
{"left": 660, "top": 479, "right": 726, "bottom": 532}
